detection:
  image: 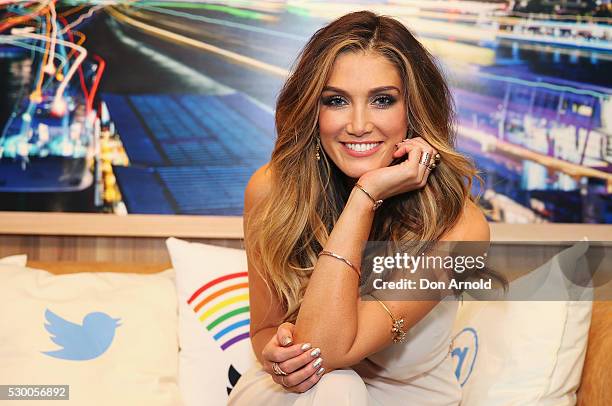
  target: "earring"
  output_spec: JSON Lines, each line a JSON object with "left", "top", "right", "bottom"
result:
{"left": 315, "top": 138, "right": 321, "bottom": 161}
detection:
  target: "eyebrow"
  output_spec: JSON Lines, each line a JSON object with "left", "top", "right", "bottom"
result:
{"left": 322, "top": 85, "right": 401, "bottom": 95}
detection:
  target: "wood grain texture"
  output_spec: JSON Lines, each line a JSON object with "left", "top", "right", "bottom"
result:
{"left": 0, "top": 212, "right": 243, "bottom": 238}
{"left": 27, "top": 261, "right": 171, "bottom": 274}
{"left": 1, "top": 211, "right": 611, "bottom": 241}
{"left": 577, "top": 301, "right": 612, "bottom": 405}
{"left": 0, "top": 235, "right": 244, "bottom": 263}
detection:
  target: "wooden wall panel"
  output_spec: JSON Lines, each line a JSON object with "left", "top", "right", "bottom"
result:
{"left": 0, "top": 235, "right": 243, "bottom": 263}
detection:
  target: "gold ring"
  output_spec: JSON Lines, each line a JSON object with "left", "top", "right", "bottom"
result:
{"left": 419, "top": 152, "right": 431, "bottom": 165}
{"left": 427, "top": 162, "right": 437, "bottom": 170}
{"left": 281, "top": 376, "right": 288, "bottom": 387}
{"left": 272, "top": 362, "right": 288, "bottom": 376}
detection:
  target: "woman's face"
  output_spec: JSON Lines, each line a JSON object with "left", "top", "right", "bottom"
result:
{"left": 318, "top": 51, "right": 408, "bottom": 180}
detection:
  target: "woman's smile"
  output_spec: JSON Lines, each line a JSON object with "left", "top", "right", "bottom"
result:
{"left": 340, "top": 141, "right": 383, "bottom": 157}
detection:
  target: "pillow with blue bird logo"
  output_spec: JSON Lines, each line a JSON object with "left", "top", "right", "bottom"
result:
{"left": 0, "top": 261, "right": 182, "bottom": 406}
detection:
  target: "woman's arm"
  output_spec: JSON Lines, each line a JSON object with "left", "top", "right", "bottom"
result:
{"left": 251, "top": 327, "right": 278, "bottom": 364}
{"left": 246, "top": 164, "right": 327, "bottom": 392}
{"left": 294, "top": 195, "right": 489, "bottom": 371}
{"left": 244, "top": 164, "right": 286, "bottom": 361}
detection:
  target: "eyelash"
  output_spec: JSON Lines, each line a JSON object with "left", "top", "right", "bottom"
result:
{"left": 321, "top": 95, "right": 397, "bottom": 108}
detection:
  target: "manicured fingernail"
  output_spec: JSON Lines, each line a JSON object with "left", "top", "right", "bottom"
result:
{"left": 312, "top": 357, "right": 323, "bottom": 369}
{"left": 282, "top": 336, "right": 292, "bottom": 346}
{"left": 300, "top": 343, "right": 312, "bottom": 351}
{"left": 316, "top": 367, "right": 325, "bottom": 376}
{"left": 310, "top": 348, "right": 321, "bottom": 358}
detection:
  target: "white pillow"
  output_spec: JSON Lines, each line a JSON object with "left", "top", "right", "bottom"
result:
{"left": 0, "top": 263, "right": 182, "bottom": 406}
{"left": 0, "top": 254, "right": 27, "bottom": 266}
{"left": 166, "top": 238, "right": 256, "bottom": 406}
{"left": 451, "top": 241, "right": 592, "bottom": 405}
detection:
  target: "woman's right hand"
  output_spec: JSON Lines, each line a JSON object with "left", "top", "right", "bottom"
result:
{"left": 357, "top": 136, "right": 439, "bottom": 202}
{"left": 261, "top": 322, "right": 326, "bottom": 393}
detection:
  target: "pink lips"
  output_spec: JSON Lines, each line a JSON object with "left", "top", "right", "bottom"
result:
{"left": 341, "top": 142, "right": 383, "bottom": 157}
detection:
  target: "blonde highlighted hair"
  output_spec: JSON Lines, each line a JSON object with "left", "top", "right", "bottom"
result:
{"left": 246, "top": 11, "right": 481, "bottom": 323}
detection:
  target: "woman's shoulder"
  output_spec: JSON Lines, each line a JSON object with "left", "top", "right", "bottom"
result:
{"left": 244, "top": 162, "right": 273, "bottom": 212}
{"left": 441, "top": 198, "right": 490, "bottom": 242}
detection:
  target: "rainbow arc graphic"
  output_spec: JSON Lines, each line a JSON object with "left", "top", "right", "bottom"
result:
{"left": 187, "top": 272, "right": 250, "bottom": 351}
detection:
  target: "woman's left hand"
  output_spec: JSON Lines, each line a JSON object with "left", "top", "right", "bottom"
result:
{"left": 262, "top": 322, "right": 326, "bottom": 393}
{"left": 357, "top": 136, "right": 438, "bottom": 201}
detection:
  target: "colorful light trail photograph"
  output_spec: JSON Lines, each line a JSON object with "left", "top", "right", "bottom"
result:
{"left": 0, "top": 0, "right": 610, "bottom": 223}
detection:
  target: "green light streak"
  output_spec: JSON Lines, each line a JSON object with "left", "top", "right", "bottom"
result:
{"left": 133, "top": 2, "right": 267, "bottom": 20}
{"left": 286, "top": 5, "right": 311, "bottom": 18}
{"left": 133, "top": 4, "right": 305, "bottom": 41}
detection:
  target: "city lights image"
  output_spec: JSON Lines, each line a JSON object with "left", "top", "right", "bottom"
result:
{"left": 0, "top": 0, "right": 610, "bottom": 222}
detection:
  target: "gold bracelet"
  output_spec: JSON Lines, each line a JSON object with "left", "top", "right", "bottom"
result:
{"left": 354, "top": 183, "right": 383, "bottom": 211}
{"left": 370, "top": 295, "right": 407, "bottom": 343}
{"left": 318, "top": 250, "right": 361, "bottom": 278}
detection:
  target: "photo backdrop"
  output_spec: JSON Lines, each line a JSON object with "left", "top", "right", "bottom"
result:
{"left": 1, "top": 0, "right": 610, "bottom": 223}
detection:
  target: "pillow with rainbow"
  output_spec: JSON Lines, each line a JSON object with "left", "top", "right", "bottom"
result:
{"left": 166, "top": 238, "right": 255, "bottom": 406}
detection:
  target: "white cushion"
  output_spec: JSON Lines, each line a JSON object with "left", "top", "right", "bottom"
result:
{"left": 0, "top": 254, "right": 27, "bottom": 266}
{"left": 166, "top": 237, "right": 256, "bottom": 406}
{"left": 452, "top": 241, "right": 592, "bottom": 405}
{"left": 0, "top": 263, "right": 182, "bottom": 406}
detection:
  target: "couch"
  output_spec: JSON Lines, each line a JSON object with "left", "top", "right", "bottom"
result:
{"left": 25, "top": 259, "right": 611, "bottom": 405}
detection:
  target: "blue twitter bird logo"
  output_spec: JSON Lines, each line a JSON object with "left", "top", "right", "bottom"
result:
{"left": 42, "top": 309, "right": 122, "bottom": 361}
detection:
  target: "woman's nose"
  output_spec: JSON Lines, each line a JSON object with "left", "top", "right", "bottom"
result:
{"left": 346, "top": 106, "right": 373, "bottom": 136}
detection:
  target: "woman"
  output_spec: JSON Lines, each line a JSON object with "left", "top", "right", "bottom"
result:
{"left": 228, "top": 10, "right": 490, "bottom": 405}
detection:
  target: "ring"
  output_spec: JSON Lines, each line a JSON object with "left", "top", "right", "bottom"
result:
{"left": 272, "top": 362, "right": 288, "bottom": 376}
{"left": 281, "top": 376, "right": 288, "bottom": 387}
{"left": 419, "top": 152, "right": 431, "bottom": 166}
{"left": 427, "top": 162, "right": 437, "bottom": 171}
{"left": 434, "top": 153, "right": 441, "bottom": 162}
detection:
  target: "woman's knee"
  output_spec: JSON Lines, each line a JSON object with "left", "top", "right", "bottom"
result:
{"left": 318, "top": 369, "right": 365, "bottom": 388}
{"left": 299, "top": 369, "right": 369, "bottom": 405}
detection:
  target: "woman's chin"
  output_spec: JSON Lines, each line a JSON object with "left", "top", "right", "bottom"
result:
{"left": 337, "top": 164, "right": 382, "bottom": 180}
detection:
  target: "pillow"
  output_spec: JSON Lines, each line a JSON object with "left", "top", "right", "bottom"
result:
{"left": 0, "top": 254, "right": 27, "bottom": 266}
{"left": 0, "top": 262, "right": 181, "bottom": 406}
{"left": 451, "top": 241, "right": 592, "bottom": 405}
{"left": 166, "top": 238, "right": 255, "bottom": 406}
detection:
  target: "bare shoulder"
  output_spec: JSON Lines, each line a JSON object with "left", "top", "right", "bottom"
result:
{"left": 244, "top": 162, "right": 273, "bottom": 213}
{"left": 441, "top": 199, "right": 490, "bottom": 242}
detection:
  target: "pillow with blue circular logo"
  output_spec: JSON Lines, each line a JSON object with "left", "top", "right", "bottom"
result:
{"left": 451, "top": 241, "right": 592, "bottom": 405}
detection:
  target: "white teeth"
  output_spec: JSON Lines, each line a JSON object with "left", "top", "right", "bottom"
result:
{"left": 345, "top": 143, "right": 380, "bottom": 152}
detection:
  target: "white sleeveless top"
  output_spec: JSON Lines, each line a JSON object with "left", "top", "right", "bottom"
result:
{"left": 352, "top": 298, "right": 461, "bottom": 405}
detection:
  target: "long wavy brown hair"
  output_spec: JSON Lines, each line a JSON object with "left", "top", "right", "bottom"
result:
{"left": 246, "top": 11, "right": 484, "bottom": 323}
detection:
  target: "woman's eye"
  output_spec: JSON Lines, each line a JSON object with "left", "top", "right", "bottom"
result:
{"left": 322, "top": 96, "right": 347, "bottom": 107}
{"left": 372, "top": 95, "right": 396, "bottom": 107}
